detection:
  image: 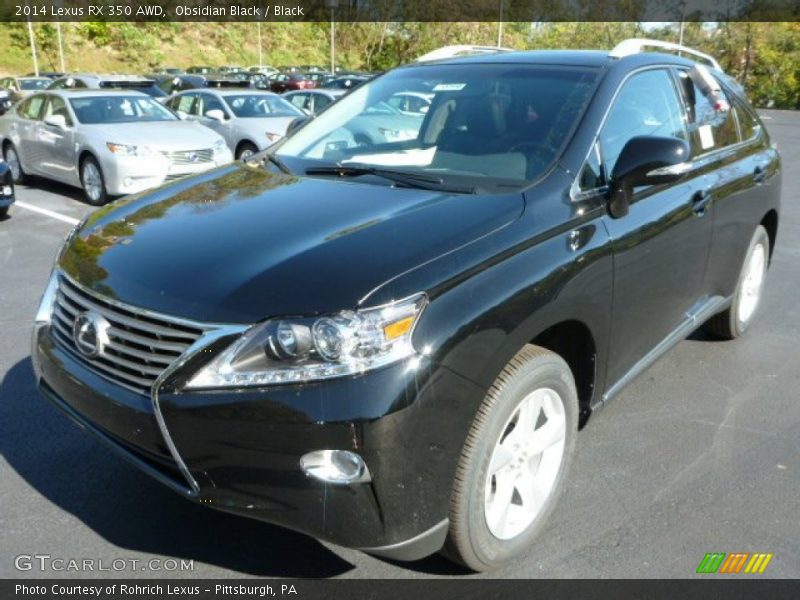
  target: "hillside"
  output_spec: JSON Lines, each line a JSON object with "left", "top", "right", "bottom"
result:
{"left": 1, "top": 22, "right": 797, "bottom": 109}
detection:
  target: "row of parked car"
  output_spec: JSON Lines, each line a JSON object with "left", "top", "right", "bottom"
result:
{"left": 0, "top": 65, "right": 432, "bottom": 205}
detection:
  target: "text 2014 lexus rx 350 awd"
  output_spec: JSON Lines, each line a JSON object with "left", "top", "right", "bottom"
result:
{"left": 33, "top": 42, "right": 780, "bottom": 571}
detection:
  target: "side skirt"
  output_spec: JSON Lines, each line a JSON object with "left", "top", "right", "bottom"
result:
{"left": 600, "top": 295, "right": 731, "bottom": 405}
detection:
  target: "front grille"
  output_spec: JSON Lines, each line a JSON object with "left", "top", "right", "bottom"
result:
{"left": 50, "top": 275, "right": 206, "bottom": 393}
{"left": 160, "top": 148, "right": 214, "bottom": 165}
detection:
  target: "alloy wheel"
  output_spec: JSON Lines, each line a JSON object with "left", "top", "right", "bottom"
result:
{"left": 484, "top": 387, "right": 567, "bottom": 540}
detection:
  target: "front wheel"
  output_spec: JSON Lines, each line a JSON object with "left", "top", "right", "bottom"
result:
{"left": 444, "top": 345, "right": 578, "bottom": 571}
{"left": 703, "top": 225, "right": 770, "bottom": 339}
{"left": 236, "top": 142, "right": 258, "bottom": 160}
{"left": 3, "top": 144, "right": 26, "bottom": 184}
{"left": 80, "top": 156, "right": 108, "bottom": 206}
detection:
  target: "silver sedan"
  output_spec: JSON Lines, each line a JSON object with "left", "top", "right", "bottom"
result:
{"left": 164, "top": 89, "right": 305, "bottom": 159}
{"left": 0, "top": 90, "right": 233, "bottom": 205}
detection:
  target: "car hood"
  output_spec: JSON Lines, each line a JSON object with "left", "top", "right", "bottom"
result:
{"left": 59, "top": 163, "right": 524, "bottom": 323}
{"left": 81, "top": 121, "right": 223, "bottom": 151}
{"left": 233, "top": 116, "right": 297, "bottom": 136}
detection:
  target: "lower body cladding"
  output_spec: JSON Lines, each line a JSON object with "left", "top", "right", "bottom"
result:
{"left": 33, "top": 325, "right": 486, "bottom": 560}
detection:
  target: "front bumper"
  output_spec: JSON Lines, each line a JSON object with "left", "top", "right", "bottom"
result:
{"left": 100, "top": 150, "right": 233, "bottom": 196}
{"left": 33, "top": 322, "right": 485, "bottom": 558}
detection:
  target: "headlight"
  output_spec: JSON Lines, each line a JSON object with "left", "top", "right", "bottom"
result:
{"left": 186, "top": 293, "right": 427, "bottom": 388}
{"left": 106, "top": 142, "right": 160, "bottom": 157}
{"left": 106, "top": 142, "right": 138, "bottom": 156}
{"left": 265, "top": 132, "right": 283, "bottom": 143}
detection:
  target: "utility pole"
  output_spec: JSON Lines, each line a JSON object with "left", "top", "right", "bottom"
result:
{"left": 257, "top": 22, "right": 263, "bottom": 66}
{"left": 497, "top": 0, "right": 505, "bottom": 48}
{"left": 56, "top": 22, "right": 65, "bottom": 72}
{"left": 27, "top": 19, "right": 39, "bottom": 76}
{"left": 326, "top": 0, "right": 338, "bottom": 74}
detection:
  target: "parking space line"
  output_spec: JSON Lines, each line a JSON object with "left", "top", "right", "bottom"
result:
{"left": 14, "top": 201, "right": 80, "bottom": 226}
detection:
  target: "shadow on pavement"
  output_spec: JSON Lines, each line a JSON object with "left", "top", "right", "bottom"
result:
{"left": 0, "top": 357, "right": 355, "bottom": 577}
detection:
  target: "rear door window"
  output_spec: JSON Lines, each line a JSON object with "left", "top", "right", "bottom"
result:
{"left": 20, "top": 95, "right": 46, "bottom": 120}
{"left": 679, "top": 70, "right": 739, "bottom": 154}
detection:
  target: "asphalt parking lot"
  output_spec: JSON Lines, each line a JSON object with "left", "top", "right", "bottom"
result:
{"left": 0, "top": 109, "right": 798, "bottom": 579}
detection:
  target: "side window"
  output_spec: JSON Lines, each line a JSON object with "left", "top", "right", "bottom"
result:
{"left": 198, "top": 93, "right": 226, "bottom": 118}
{"left": 734, "top": 100, "right": 760, "bottom": 141}
{"left": 314, "top": 94, "right": 332, "bottom": 111}
{"left": 288, "top": 93, "right": 308, "bottom": 110}
{"left": 21, "top": 95, "right": 46, "bottom": 120}
{"left": 600, "top": 69, "right": 688, "bottom": 177}
{"left": 578, "top": 143, "right": 604, "bottom": 191}
{"left": 42, "top": 95, "right": 73, "bottom": 126}
{"left": 172, "top": 94, "right": 196, "bottom": 115}
{"left": 679, "top": 70, "right": 739, "bottom": 153}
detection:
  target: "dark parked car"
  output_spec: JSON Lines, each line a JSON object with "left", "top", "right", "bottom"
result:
{"left": 321, "top": 75, "right": 370, "bottom": 91}
{"left": 269, "top": 73, "right": 316, "bottom": 93}
{"left": 0, "top": 160, "right": 14, "bottom": 218}
{"left": 158, "top": 74, "right": 245, "bottom": 96}
{"left": 32, "top": 41, "right": 780, "bottom": 571}
{"left": 48, "top": 74, "right": 168, "bottom": 99}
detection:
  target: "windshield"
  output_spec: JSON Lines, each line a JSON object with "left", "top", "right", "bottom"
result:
{"left": 69, "top": 96, "right": 177, "bottom": 124}
{"left": 223, "top": 94, "right": 304, "bottom": 118}
{"left": 277, "top": 64, "right": 598, "bottom": 190}
{"left": 20, "top": 79, "right": 51, "bottom": 90}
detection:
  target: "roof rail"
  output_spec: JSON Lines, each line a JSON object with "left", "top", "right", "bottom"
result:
{"left": 609, "top": 38, "right": 722, "bottom": 71}
{"left": 415, "top": 45, "right": 514, "bottom": 63}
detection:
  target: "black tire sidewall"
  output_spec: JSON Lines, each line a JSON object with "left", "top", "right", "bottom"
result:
{"left": 731, "top": 226, "right": 770, "bottom": 336}
{"left": 458, "top": 353, "right": 578, "bottom": 569}
{"left": 236, "top": 142, "right": 258, "bottom": 160}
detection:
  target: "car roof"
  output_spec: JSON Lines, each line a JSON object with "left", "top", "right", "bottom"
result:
{"left": 193, "top": 88, "right": 280, "bottom": 97}
{"left": 47, "top": 89, "right": 150, "bottom": 98}
{"left": 412, "top": 49, "right": 612, "bottom": 68}
{"left": 286, "top": 89, "right": 345, "bottom": 97}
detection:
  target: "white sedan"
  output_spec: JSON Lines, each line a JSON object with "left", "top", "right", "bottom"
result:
{"left": 0, "top": 89, "right": 233, "bottom": 205}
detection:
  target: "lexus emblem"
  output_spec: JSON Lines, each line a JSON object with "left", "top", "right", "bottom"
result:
{"left": 188, "top": 152, "right": 199, "bottom": 163}
{"left": 72, "top": 311, "right": 110, "bottom": 359}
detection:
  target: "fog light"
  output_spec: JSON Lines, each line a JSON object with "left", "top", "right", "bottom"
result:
{"left": 300, "top": 450, "right": 371, "bottom": 484}
{"left": 2, "top": 185, "right": 12, "bottom": 196}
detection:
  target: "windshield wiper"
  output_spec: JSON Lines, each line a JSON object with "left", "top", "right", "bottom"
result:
{"left": 246, "top": 150, "right": 293, "bottom": 175}
{"left": 265, "top": 153, "right": 292, "bottom": 175}
{"left": 305, "top": 165, "right": 474, "bottom": 194}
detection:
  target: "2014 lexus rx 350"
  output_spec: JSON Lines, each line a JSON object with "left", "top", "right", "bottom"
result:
{"left": 32, "top": 41, "right": 780, "bottom": 571}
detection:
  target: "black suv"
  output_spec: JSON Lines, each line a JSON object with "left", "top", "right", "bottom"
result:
{"left": 32, "top": 41, "right": 780, "bottom": 571}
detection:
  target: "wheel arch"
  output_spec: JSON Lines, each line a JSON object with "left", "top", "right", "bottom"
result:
{"left": 530, "top": 319, "right": 597, "bottom": 426}
{"left": 760, "top": 209, "right": 778, "bottom": 263}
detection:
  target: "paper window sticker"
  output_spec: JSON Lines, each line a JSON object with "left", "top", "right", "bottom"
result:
{"left": 699, "top": 124, "right": 714, "bottom": 149}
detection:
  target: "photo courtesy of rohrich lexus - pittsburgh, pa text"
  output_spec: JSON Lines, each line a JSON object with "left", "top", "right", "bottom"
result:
{"left": 0, "top": 0, "right": 798, "bottom": 597}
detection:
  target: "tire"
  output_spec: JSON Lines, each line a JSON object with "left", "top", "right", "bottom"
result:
{"left": 0, "top": 206, "right": 8, "bottom": 219}
{"left": 444, "top": 344, "right": 578, "bottom": 571}
{"left": 703, "top": 225, "right": 770, "bottom": 340}
{"left": 3, "top": 143, "right": 26, "bottom": 184}
{"left": 236, "top": 142, "right": 258, "bottom": 160}
{"left": 80, "top": 155, "right": 108, "bottom": 206}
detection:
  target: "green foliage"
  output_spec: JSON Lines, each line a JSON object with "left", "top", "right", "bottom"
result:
{"left": 0, "top": 21, "right": 797, "bottom": 108}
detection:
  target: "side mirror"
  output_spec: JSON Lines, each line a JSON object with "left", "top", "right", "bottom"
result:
{"left": 286, "top": 116, "right": 311, "bottom": 136}
{"left": 608, "top": 136, "right": 690, "bottom": 218}
{"left": 175, "top": 110, "right": 189, "bottom": 120}
{"left": 44, "top": 114, "right": 67, "bottom": 130}
{"left": 205, "top": 109, "right": 226, "bottom": 122}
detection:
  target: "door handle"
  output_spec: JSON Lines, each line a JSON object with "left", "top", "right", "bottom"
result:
{"left": 691, "top": 189, "right": 712, "bottom": 216}
{"left": 753, "top": 165, "right": 767, "bottom": 184}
